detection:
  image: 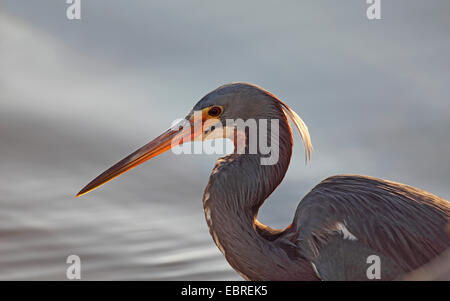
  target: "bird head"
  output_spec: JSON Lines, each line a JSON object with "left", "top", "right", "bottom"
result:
{"left": 76, "top": 83, "right": 311, "bottom": 197}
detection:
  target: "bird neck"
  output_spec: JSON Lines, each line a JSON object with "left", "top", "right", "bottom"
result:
{"left": 202, "top": 116, "right": 300, "bottom": 280}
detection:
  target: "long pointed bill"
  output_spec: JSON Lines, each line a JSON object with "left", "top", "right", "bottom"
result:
{"left": 76, "top": 118, "right": 204, "bottom": 197}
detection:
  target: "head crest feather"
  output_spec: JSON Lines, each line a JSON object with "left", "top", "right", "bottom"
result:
{"left": 263, "top": 89, "right": 312, "bottom": 163}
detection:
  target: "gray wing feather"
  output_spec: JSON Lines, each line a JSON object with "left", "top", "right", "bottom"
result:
{"left": 289, "top": 175, "right": 450, "bottom": 277}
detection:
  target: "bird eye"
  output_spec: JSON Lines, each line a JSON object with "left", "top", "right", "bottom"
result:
{"left": 208, "top": 106, "right": 222, "bottom": 117}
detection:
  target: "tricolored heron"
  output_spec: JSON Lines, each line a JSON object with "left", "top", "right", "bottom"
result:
{"left": 77, "top": 83, "right": 450, "bottom": 280}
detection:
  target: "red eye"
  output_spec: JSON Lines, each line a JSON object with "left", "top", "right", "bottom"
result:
{"left": 208, "top": 106, "right": 222, "bottom": 117}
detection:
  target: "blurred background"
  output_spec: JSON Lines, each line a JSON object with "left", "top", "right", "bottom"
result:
{"left": 0, "top": 0, "right": 449, "bottom": 280}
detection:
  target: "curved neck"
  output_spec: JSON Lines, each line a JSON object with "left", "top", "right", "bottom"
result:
{"left": 202, "top": 114, "right": 314, "bottom": 280}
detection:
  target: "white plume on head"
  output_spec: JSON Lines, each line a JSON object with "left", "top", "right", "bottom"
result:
{"left": 262, "top": 87, "right": 312, "bottom": 163}
{"left": 279, "top": 102, "right": 312, "bottom": 163}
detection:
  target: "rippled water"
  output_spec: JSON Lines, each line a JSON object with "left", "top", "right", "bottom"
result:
{"left": 0, "top": 113, "right": 241, "bottom": 280}
{"left": 1, "top": 1, "right": 449, "bottom": 280}
{"left": 0, "top": 198, "right": 237, "bottom": 280}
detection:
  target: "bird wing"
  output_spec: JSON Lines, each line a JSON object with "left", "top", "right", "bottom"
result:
{"left": 286, "top": 175, "right": 450, "bottom": 280}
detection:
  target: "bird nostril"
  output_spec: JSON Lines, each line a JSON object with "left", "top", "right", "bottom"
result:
{"left": 204, "top": 126, "right": 215, "bottom": 135}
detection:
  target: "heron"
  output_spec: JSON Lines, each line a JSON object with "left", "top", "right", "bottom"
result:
{"left": 77, "top": 83, "right": 450, "bottom": 280}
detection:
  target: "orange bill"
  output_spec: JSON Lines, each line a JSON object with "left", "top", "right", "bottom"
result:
{"left": 76, "top": 117, "right": 204, "bottom": 197}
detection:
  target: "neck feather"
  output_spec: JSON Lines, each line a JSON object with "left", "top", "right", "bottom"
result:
{"left": 202, "top": 112, "right": 310, "bottom": 280}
